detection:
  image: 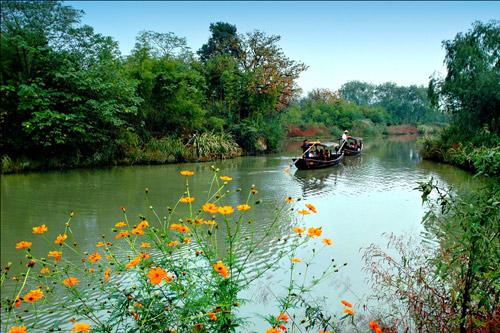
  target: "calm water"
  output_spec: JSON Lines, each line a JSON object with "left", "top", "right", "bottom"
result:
{"left": 0, "top": 136, "right": 490, "bottom": 331}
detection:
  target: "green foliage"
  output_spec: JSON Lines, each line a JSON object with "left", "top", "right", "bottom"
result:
{"left": 282, "top": 92, "right": 389, "bottom": 138}
{"left": 429, "top": 20, "right": 499, "bottom": 135}
{"left": 187, "top": 131, "right": 242, "bottom": 160}
{"left": 339, "top": 81, "right": 442, "bottom": 124}
{"left": 418, "top": 179, "right": 500, "bottom": 331}
{"left": 198, "top": 22, "right": 241, "bottom": 62}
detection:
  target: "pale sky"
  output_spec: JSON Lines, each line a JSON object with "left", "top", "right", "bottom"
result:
{"left": 69, "top": 1, "right": 500, "bottom": 93}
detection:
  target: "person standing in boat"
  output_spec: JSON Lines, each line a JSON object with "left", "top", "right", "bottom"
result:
{"left": 301, "top": 139, "right": 311, "bottom": 158}
{"left": 342, "top": 130, "right": 349, "bottom": 142}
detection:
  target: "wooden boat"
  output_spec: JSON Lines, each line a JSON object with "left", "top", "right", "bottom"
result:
{"left": 342, "top": 136, "right": 363, "bottom": 156}
{"left": 293, "top": 141, "right": 344, "bottom": 170}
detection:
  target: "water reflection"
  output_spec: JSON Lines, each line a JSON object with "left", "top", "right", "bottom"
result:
{"left": 1, "top": 136, "right": 491, "bottom": 331}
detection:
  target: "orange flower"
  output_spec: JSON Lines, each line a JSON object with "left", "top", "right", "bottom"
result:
{"left": 341, "top": 300, "right": 352, "bottom": 308}
{"left": 132, "top": 227, "right": 144, "bottom": 235}
{"left": 305, "top": 203, "right": 317, "bottom": 213}
{"left": 15, "top": 296, "right": 22, "bottom": 308}
{"left": 140, "top": 242, "right": 151, "bottom": 248}
{"left": 63, "top": 277, "right": 79, "bottom": 287}
{"left": 15, "top": 241, "right": 32, "bottom": 249}
{"left": 32, "top": 224, "right": 48, "bottom": 234}
{"left": 208, "top": 312, "right": 217, "bottom": 321}
{"left": 48, "top": 251, "right": 62, "bottom": 263}
{"left": 148, "top": 267, "right": 168, "bottom": 285}
{"left": 167, "top": 241, "right": 179, "bottom": 247}
{"left": 96, "top": 241, "right": 106, "bottom": 247}
{"left": 202, "top": 202, "right": 219, "bottom": 214}
{"left": 266, "top": 328, "right": 280, "bottom": 333}
{"left": 180, "top": 196, "right": 195, "bottom": 203}
{"left": 322, "top": 238, "right": 333, "bottom": 246}
{"left": 115, "top": 221, "right": 126, "bottom": 228}
{"left": 71, "top": 322, "right": 91, "bottom": 332}
{"left": 220, "top": 176, "right": 232, "bottom": 182}
{"left": 285, "top": 196, "right": 294, "bottom": 203}
{"left": 88, "top": 268, "right": 95, "bottom": 273}
{"left": 343, "top": 307, "right": 355, "bottom": 315}
{"left": 54, "top": 234, "right": 67, "bottom": 245}
{"left": 115, "top": 231, "right": 129, "bottom": 239}
{"left": 23, "top": 289, "right": 44, "bottom": 303}
{"left": 88, "top": 252, "right": 101, "bottom": 263}
{"left": 218, "top": 205, "right": 234, "bottom": 215}
{"left": 237, "top": 204, "right": 251, "bottom": 211}
{"left": 40, "top": 267, "right": 50, "bottom": 274}
{"left": 293, "top": 227, "right": 305, "bottom": 235}
{"left": 164, "top": 274, "right": 174, "bottom": 283}
{"left": 291, "top": 257, "right": 301, "bottom": 263}
{"left": 180, "top": 170, "right": 194, "bottom": 176}
{"left": 318, "top": 330, "right": 331, "bottom": 333}
{"left": 213, "top": 261, "right": 230, "bottom": 278}
{"left": 183, "top": 237, "right": 191, "bottom": 244}
{"left": 307, "top": 227, "right": 322, "bottom": 238}
{"left": 170, "top": 224, "right": 190, "bottom": 233}
{"left": 298, "top": 209, "right": 310, "bottom": 215}
{"left": 137, "top": 220, "right": 149, "bottom": 229}
{"left": 277, "top": 312, "right": 289, "bottom": 322}
{"left": 139, "top": 252, "right": 150, "bottom": 260}
{"left": 369, "top": 320, "right": 381, "bottom": 331}
{"left": 104, "top": 267, "right": 110, "bottom": 282}
{"left": 125, "top": 255, "right": 142, "bottom": 269}
{"left": 9, "top": 326, "right": 27, "bottom": 333}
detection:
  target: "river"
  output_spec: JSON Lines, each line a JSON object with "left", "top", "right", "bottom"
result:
{"left": 0, "top": 136, "right": 490, "bottom": 331}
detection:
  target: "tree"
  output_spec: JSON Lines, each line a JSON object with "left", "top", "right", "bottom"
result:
{"left": 198, "top": 22, "right": 241, "bottom": 62}
{"left": 429, "top": 20, "right": 500, "bottom": 134}
{"left": 133, "top": 30, "right": 191, "bottom": 59}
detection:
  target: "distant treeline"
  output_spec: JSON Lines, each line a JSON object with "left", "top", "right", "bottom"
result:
{"left": 1, "top": 1, "right": 443, "bottom": 172}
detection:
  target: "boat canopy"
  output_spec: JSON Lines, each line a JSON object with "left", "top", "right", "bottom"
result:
{"left": 309, "top": 141, "right": 339, "bottom": 148}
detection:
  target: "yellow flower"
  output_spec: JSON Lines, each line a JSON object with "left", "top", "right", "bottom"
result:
{"left": 48, "top": 251, "right": 62, "bottom": 263}
{"left": 218, "top": 205, "right": 234, "bottom": 215}
{"left": 140, "top": 242, "right": 151, "bottom": 248}
{"left": 115, "top": 231, "right": 129, "bottom": 239}
{"left": 23, "top": 289, "right": 44, "bottom": 303}
{"left": 104, "top": 267, "right": 110, "bottom": 282}
{"left": 180, "top": 196, "right": 195, "bottom": 203}
{"left": 88, "top": 252, "right": 101, "bottom": 263}
{"left": 183, "top": 237, "right": 191, "bottom": 244}
{"left": 213, "top": 261, "right": 230, "bottom": 278}
{"left": 96, "top": 241, "right": 106, "bottom": 247}
{"left": 180, "top": 170, "right": 194, "bottom": 176}
{"left": 298, "top": 209, "right": 310, "bottom": 215}
{"left": 307, "top": 227, "right": 322, "bottom": 238}
{"left": 343, "top": 307, "right": 355, "bottom": 315}
{"left": 54, "top": 234, "right": 67, "bottom": 245}
{"left": 71, "top": 322, "right": 91, "bottom": 332}
{"left": 168, "top": 241, "right": 179, "bottom": 247}
{"left": 125, "top": 255, "right": 142, "bottom": 269}
{"left": 322, "top": 238, "right": 333, "bottom": 246}
{"left": 132, "top": 227, "right": 144, "bottom": 235}
{"left": 115, "top": 221, "right": 127, "bottom": 228}
{"left": 15, "top": 241, "right": 32, "bottom": 249}
{"left": 291, "top": 257, "right": 301, "bottom": 263}
{"left": 220, "top": 176, "right": 232, "bottom": 181}
{"left": 63, "top": 277, "right": 79, "bottom": 287}
{"left": 148, "top": 267, "right": 168, "bottom": 285}
{"left": 40, "top": 267, "right": 50, "bottom": 274}
{"left": 293, "top": 227, "right": 305, "bottom": 235}
{"left": 137, "top": 220, "right": 149, "bottom": 229}
{"left": 202, "top": 202, "right": 219, "bottom": 214}
{"left": 32, "top": 224, "right": 48, "bottom": 234}
{"left": 237, "top": 204, "right": 251, "bottom": 211}
{"left": 170, "top": 224, "right": 190, "bottom": 233}
{"left": 9, "top": 326, "right": 27, "bottom": 333}
{"left": 285, "top": 196, "right": 294, "bottom": 203}
{"left": 305, "top": 203, "right": 317, "bottom": 213}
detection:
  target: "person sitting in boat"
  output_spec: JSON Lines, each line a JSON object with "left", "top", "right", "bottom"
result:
{"left": 319, "top": 149, "right": 325, "bottom": 160}
{"left": 325, "top": 150, "right": 330, "bottom": 160}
